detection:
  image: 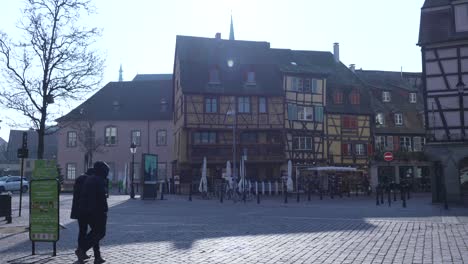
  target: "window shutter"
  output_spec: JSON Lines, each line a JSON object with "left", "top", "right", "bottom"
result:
{"left": 367, "top": 144, "right": 373, "bottom": 156}
{"left": 393, "top": 136, "right": 400, "bottom": 151}
{"left": 342, "top": 144, "right": 348, "bottom": 155}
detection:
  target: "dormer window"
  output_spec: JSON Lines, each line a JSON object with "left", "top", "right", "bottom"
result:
{"left": 376, "top": 113, "right": 385, "bottom": 127}
{"left": 160, "top": 98, "right": 168, "bottom": 112}
{"left": 382, "top": 91, "right": 391, "bottom": 102}
{"left": 333, "top": 91, "right": 343, "bottom": 104}
{"left": 455, "top": 4, "right": 468, "bottom": 32}
{"left": 247, "top": 71, "right": 256, "bottom": 84}
{"left": 394, "top": 113, "right": 403, "bottom": 125}
{"left": 409, "top": 93, "right": 417, "bottom": 103}
{"left": 349, "top": 90, "right": 360, "bottom": 105}
{"left": 209, "top": 67, "right": 220, "bottom": 84}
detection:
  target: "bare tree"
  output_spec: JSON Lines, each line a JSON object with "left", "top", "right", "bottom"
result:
{"left": 0, "top": 0, "right": 104, "bottom": 159}
{"left": 71, "top": 120, "right": 105, "bottom": 170}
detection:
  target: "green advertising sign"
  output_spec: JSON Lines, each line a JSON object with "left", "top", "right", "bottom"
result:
{"left": 30, "top": 160, "right": 59, "bottom": 242}
{"left": 32, "top": 160, "right": 58, "bottom": 180}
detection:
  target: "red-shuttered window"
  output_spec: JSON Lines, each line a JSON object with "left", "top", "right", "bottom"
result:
{"left": 342, "top": 143, "right": 352, "bottom": 155}
{"left": 343, "top": 116, "right": 358, "bottom": 129}
{"left": 349, "top": 90, "right": 360, "bottom": 105}
{"left": 333, "top": 91, "right": 343, "bottom": 104}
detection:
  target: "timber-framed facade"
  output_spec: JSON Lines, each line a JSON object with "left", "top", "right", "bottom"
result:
{"left": 418, "top": 0, "right": 468, "bottom": 203}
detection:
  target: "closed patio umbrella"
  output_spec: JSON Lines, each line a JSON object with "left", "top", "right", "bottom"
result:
{"left": 287, "top": 160, "right": 294, "bottom": 192}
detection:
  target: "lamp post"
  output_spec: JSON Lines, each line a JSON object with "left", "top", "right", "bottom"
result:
{"left": 130, "top": 142, "right": 137, "bottom": 199}
{"left": 227, "top": 110, "right": 237, "bottom": 183}
{"left": 457, "top": 81, "right": 465, "bottom": 139}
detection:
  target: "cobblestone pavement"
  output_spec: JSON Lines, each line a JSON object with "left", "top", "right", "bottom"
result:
{"left": 1, "top": 193, "right": 468, "bottom": 264}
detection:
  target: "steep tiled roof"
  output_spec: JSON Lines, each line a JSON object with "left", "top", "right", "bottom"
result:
{"left": 270, "top": 49, "right": 334, "bottom": 75}
{"left": 57, "top": 80, "right": 173, "bottom": 122}
{"left": 355, "top": 70, "right": 425, "bottom": 135}
{"left": 422, "top": 0, "right": 451, "bottom": 8}
{"left": 133, "top": 74, "right": 172, "bottom": 81}
{"left": 175, "top": 35, "right": 283, "bottom": 96}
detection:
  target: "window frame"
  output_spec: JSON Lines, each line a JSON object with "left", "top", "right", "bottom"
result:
{"left": 297, "top": 106, "right": 314, "bottom": 121}
{"left": 400, "top": 137, "right": 412, "bottom": 152}
{"left": 209, "top": 67, "right": 220, "bottom": 84}
{"left": 259, "top": 97, "right": 267, "bottom": 113}
{"left": 246, "top": 71, "right": 256, "bottom": 84}
{"left": 67, "top": 131, "right": 77, "bottom": 148}
{"left": 204, "top": 97, "right": 218, "bottom": 113}
{"left": 104, "top": 126, "right": 118, "bottom": 146}
{"left": 355, "top": 143, "right": 366, "bottom": 156}
{"left": 409, "top": 93, "right": 417, "bottom": 103}
{"left": 156, "top": 130, "right": 167, "bottom": 146}
{"left": 333, "top": 91, "right": 343, "bottom": 104}
{"left": 376, "top": 113, "right": 385, "bottom": 127}
{"left": 157, "top": 162, "right": 168, "bottom": 181}
{"left": 238, "top": 96, "right": 251, "bottom": 113}
{"left": 382, "top": 91, "right": 391, "bottom": 102}
{"left": 293, "top": 137, "right": 313, "bottom": 150}
{"left": 349, "top": 90, "right": 361, "bottom": 105}
{"left": 343, "top": 116, "right": 358, "bottom": 129}
{"left": 193, "top": 131, "right": 217, "bottom": 144}
{"left": 131, "top": 130, "right": 141, "bottom": 146}
{"left": 66, "top": 163, "right": 77, "bottom": 180}
{"left": 394, "top": 113, "right": 403, "bottom": 125}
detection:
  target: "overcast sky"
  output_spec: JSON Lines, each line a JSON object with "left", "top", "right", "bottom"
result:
{"left": 0, "top": 0, "right": 425, "bottom": 140}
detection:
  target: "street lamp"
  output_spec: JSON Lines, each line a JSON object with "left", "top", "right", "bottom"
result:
{"left": 227, "top": 110, "right": 237, "bottom": 182}
{"left": 457, "top": 80, "right": 465, "bottom": 139}
{"left": 130, "top": 142, "right": 137, "bottom": 199}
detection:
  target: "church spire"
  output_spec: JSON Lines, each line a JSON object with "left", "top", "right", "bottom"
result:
{"left": 229, "top": 14, "right": 235, "bottom": 40}
{"left": 119, "top": 64, "right": 123, "bottom": 82}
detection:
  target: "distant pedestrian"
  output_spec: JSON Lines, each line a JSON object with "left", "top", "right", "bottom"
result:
{"left": 75, "top": 161, "right": 109, "bottom": 264}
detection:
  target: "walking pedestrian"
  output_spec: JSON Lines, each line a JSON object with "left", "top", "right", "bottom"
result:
{"left": 71, "top": 168, "right": 98, "bottom": 261}
{"left": 75, "top": 161, "right": 110, "bottom": 264}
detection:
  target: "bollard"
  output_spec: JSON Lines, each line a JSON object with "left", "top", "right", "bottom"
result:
{"left": 376, "top": 187, "right": 380, "bottom": 206}
{"left": 160, "top": 184, "right": 164, "bottom": 200}
{"left": 402, "top": 188, "right": 406, "bottom": 208}
{"left": 380, "top": 188, "right": 384, "bottom": 204}
{"left": 308, "top": 183, "right": 311, "bottom": 202}
{"left": 393, "top": 188, "right": 397, "bottom": 202}
{"left": 257, "top": 192, "right": 260, "bottom": 204}
{"left": 189, "top": 185, "right": 192, "bottom": 201}
{"left": 297, "top": 190, "right": 300, "bottom": 203}
{"left": 220, "top": 184, "right": 224, "bottom": 203}
{"left": 284, "top": 190, "right": 288, "bottom": 204}
{"left": 387, "top": 188, "right": 391, "bottom": 207}
{"left": 444, "top": 186, "right": 449, "bottom": 210}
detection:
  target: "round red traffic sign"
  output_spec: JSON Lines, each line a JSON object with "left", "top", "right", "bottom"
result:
{"left": 383, "top": 152, "right": 394, "bottom": 162}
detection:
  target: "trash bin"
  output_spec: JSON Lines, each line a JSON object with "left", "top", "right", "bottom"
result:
{"left": 0, "top": 193, "right": 12, "bottom": 224}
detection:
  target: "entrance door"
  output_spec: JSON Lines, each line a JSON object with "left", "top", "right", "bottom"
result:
{"left": 377, "top": 166, "right": 395, "bottom": 186}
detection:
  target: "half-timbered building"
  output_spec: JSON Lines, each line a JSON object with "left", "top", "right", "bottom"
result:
{"left": 325, "top": 60, "right": 373, "bottom": 173}
{"left": 173, "top": 35, "right": 285, "bottom": 190}
{"left": 356, "top": 70, "right": 432, "bottom": 191}
{"left": 419, "top": 0, "right": 468, "bottom": 203}
{"left": 271, "top": 50, "right": 330, "bottom": 167}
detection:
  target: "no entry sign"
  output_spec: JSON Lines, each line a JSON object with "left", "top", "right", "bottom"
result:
{"left": 383, "top": 152, "right": 394, "bottom": 162}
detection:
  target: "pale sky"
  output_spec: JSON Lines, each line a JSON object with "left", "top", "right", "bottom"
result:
{"left": 0, "top": 0, "right": 425, "bottom": 141}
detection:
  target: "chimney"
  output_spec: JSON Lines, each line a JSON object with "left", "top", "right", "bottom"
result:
{"left": 349, "top": 64, "right": 356, "bottom": 72}
{"left": 333, "top": 43, "right": 340, "bottom": 62}
{"left": 215, "top": 32, "right": 221, "bottom": 39}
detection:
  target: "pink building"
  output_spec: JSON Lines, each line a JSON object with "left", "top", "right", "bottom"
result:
{"left": 56, "top": 77, "right": 173, "bottom": 190}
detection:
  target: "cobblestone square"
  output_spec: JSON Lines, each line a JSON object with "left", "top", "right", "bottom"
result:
{"left": 1, "top": 193, "right": 468, "bottom": 264}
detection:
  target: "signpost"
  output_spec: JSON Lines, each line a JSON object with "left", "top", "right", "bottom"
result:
{"left": 30, "top": 160, "right": 59, "bottom": 256}
{"left": 17, "top": 132, "right": 28, "bottom": 217}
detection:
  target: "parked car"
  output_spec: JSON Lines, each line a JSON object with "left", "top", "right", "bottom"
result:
{"left": 0, "top": 176, "right": 29, "bottom": 193}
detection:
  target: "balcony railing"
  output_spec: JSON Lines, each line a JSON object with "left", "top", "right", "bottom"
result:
{"left": 190, "top": 144, "right": 284, "bottom": 163}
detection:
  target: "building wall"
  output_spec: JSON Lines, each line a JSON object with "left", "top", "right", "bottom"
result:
{"left": 57, "top": 120, "right": 174, "bottom": 185}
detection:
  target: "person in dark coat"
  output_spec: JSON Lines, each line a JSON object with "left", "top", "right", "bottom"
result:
{"left": 71, "top": 168, "right": 100, "bottom": 261}
{"left": 75, "top": 161, "right": 109, "bottom": 264}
